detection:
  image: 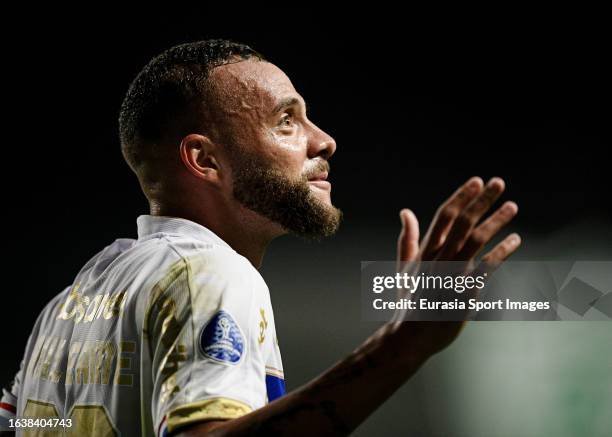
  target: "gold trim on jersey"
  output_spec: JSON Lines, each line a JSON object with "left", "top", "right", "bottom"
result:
{"left": 265, "top": 365, "right": 284, "bottom": 379}
{"left": 166, "top": 397, "right": 252, "bottom": 432}
{"left": 258, "top": 308, "right": 268, "bottom": 344}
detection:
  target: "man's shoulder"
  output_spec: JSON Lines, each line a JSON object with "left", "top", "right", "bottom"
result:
{"left": 141, "top": 235, "right": 268, "bottom": 332}
{"left": 135, "top": 232, "right": 266, "bottom": 295}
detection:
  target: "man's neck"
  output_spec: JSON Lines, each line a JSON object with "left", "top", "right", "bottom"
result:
{"left": 150, "top": 201, "right": 277, "bottom": 269}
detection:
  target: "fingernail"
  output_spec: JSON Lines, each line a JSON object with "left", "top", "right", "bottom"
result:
{"left": 509, "top": 233, "right": 521, "bottom": 245}
{"left": 503, "top": 202, "right": 517, "bottom": 214}
{"left": 488, "top": 177, "right": 505, "bottom": 190}
{"left": 467, "top": 177, "right": 482, "bottom": 192}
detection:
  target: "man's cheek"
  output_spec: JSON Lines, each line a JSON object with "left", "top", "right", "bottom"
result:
{"left": 269, "top": 148, "right": 303, "bottom": 172}
{"left": 274, "top": 130, "right": 307, "bottom": 153}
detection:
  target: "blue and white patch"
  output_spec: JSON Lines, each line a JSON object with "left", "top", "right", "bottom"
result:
{"left": 199, "top": 310, "right": 244, "bottom": 365}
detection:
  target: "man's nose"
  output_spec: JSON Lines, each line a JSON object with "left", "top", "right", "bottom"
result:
{"left": 307, "top": 124, "right": 337, "bottom": 160}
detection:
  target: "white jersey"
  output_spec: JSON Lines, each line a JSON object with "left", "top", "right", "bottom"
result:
{"left": 0, "top": 215, "right": 285, "bottom": 436}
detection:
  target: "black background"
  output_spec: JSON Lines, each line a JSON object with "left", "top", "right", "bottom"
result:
{"left": 3, "top": 10, "right": 610, "bottom": 435}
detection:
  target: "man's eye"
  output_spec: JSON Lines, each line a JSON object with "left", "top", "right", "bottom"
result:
{"left": 279, "top": 114, "right": 294, "bottom": 127}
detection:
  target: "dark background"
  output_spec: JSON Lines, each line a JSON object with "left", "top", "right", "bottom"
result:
{"left": 4, "top": 12, "right": 611, "bottom": 436}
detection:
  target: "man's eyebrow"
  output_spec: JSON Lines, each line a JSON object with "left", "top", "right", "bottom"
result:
{"left": 272, "top": 97, "right": 302, "bottom": 114}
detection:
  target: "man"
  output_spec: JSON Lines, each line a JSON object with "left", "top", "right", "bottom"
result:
{"left": 0, "top": 39, "right": 520, "bottom": 436}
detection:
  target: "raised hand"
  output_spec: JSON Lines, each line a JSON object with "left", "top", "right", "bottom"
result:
{"left": 398, "top": 176, "right": 520, "bottom": 265}
{"left": 393, "top": 176, "right": 521, "bottom": 354}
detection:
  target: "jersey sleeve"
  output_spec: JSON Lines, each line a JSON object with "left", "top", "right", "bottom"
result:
{"left": 0, "top": 289, "right": 65, "bottom": 432}
{"left": 0, "top": 365, "right": 21, "bottom": 432}
{"left": 145, "top": 252, "right": 265, "bottom": 436}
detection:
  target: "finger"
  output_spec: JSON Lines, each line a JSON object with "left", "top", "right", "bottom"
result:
{"left": 468, "top": 233, "right": 522, "bottom": 306}
{"left": 397, "top": 209, "right": 420, "bottom": 266}
{"left": 455, "top": 201, "right": 518, "bottom": 260}
{"left": 436, "top": 177, "right": 506, "bottom": 260}
{"left": 480, "top": 233, "right": 522, "bottom": 270}
{"left": 420, "top": 176, "right": 483, "bottom": 259}
{"left": 462, "top": 233, "right": 521, "bottom": 320}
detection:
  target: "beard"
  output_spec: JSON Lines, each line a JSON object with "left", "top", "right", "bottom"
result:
{"left": 229, "top": 149, "right": 342, "bottom": 240}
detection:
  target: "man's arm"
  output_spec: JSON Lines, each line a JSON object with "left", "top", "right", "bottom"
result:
{"left": 177, "top": 176, "right": 520, "bottom": 437}
{"left": 183, "top": 320, "right": 440, "bottom": 436}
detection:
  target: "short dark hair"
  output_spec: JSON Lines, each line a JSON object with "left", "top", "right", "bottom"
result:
{"left": 119, "top": 39, "right": 264, "bottom": 176}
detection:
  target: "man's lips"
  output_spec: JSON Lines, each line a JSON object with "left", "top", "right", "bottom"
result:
{"left": 308, "top": 178, "right": 331, "bottom": 192}
{"left": 308, "top": 171, "right": 328, "bottom": 181}
{"left": 307, "top": 170, "right": 331, "bottom": 191}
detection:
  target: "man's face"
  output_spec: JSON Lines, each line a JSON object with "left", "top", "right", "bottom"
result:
{"left": 206, "top": 60, "right": 342, "bottom": 238}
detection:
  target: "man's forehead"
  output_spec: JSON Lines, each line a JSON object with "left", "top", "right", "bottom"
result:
{"left": 208, "top": 59, "right": 298, "bottom": 109}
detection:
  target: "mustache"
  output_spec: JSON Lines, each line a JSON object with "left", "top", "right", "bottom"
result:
{"left": 302, "top": 159, "right": 330, "bottom": 180}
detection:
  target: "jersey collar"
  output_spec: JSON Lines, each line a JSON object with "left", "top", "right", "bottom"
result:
{"left": 136, "top": 215, "right": 234, "bottom": 251}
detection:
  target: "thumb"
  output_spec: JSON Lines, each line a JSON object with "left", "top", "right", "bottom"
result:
{"left": 397, "top": 208, "right": 420, "bottom": 264}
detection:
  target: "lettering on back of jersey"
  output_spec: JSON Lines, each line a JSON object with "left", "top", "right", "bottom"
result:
{"left": 199, "top": 310, "right": 244, "bottom": 365}
{"left": 56, "top": 284, "right": 127, "bottom": 324}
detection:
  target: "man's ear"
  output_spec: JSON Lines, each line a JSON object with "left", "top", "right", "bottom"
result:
{"left": 179, "top": 134, "right": 223, "bottom": 185}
